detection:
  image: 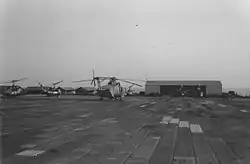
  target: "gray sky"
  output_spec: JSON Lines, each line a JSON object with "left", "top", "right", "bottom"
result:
{"left": 1, "top": 0, "right": 250, "bottom": 88}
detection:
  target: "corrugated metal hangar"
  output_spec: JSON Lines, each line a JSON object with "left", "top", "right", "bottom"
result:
{"left": 145, "top": 80, "right": 222, "bottom": 97}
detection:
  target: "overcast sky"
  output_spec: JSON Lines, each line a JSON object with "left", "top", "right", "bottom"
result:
{"left": 1, "top": 0, "right": 250, "bottom": 88}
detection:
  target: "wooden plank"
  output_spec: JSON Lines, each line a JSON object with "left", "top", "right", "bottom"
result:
{"left": 192, "top": 134, "right": 218, "bottom": 164}
{"left": 208, "top": 138, "right": 238, "bottom": 164}
{"left": 149, "top": 124, "right": 177, "bottom": 164}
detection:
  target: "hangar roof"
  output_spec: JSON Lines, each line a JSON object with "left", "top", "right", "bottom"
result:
{"left": 146, "top": 80, "right": 222, "bottom": 86}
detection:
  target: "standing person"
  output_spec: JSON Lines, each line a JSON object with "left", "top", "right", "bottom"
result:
{"left": 179, "top": 85, "right": 184, "bottom": 97}
{"left": 197, "top": 84, "right": 201, "bottom": 98}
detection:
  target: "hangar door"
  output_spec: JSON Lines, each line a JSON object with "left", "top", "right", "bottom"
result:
{"left": 160, "top": 85, "right": 206, "bottom": 97}
{"left": 160, "top": 85, "right": 180, "bottom": 96}
{"left": 182, "top": 85, "right": 206, "bottom": 97}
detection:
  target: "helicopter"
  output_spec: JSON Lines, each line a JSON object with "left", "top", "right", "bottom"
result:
{"left": 37, "top": 80, "right": 63, "bottom": 97}
{"left": 0, "top": 78, "right": 28, "bottom": 98}
{"left": 125, "top": 84, "right": 136, "bottom": 96}
{"left": 73, "top": 70, "right": 143, "bottom": 100}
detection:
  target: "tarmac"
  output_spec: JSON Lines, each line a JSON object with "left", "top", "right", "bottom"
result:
{"left": 1, "top": 95, "right": 250, "bottom": 164}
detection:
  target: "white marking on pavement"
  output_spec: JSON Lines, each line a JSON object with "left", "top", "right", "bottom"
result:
{"left": 100, "top": 118, "right": 118, "bottom": 125}
{"left": 179, "top": 121, "right": 190, "bottom": 128}
{"left": 79, "top": 113, "right": 92, "bottom": 118}
{"left": 218, "top": 104, "right": 227, "bottom": 108}
{"left": 169, "top": 118, "right": 180, "bottom": 124}
{"left": 150, "top": 102, "right": 156, "bottom": 104}
{"left": 152, "top": 136, "right": 161, "bottom": 140}
{"left": 190, "top": 124, "right": 203, "bottom": 133}
{"left": 160, "top": 121, "right": 168, "bottom": 124}
{"left": 240, "top": 109, "right": 248, "bottom": 113}
{"left": 140, "top": 105, "right": 147, "bottom": 108}
{"left": 16, "top": 150, "right": 45, "bottom": 157}
{"left": 74, "top": 126, "right": 91, "bottom": 132}
{"left": 160, "top": 116, "right": 172, "bottom": 124}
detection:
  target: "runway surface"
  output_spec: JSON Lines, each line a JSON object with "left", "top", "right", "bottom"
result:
{"left": 1, "top": 95, "right": 250, "bottom": 164}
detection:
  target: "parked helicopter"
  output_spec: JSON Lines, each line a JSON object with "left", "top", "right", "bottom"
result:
{"left": 37, "top": 80, "right": 63, "bottom": 97}
{"left": 73, "top": 70, "right": 143, "bottom": 100}
{"left": 125, "top": 84, "right": 136, "bottom": 96}
{"left": 0, "top": 78, "right": 28, "bottom": 98}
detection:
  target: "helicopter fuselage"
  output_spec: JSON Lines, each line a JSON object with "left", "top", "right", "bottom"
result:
{"left": 96, "top": 84, "right": 125, "bottom": 100}
{"left": 2, "top": 87, "right": 24, "bottom": 97}
{"left": 42, "top": 89, "right": 61, "bottom": 97}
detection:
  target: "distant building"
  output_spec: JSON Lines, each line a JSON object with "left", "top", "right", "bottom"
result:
{"left": 75, "top": 87, "right": 96, "bottom": 95}
{"left": 25, "top": 86, "right": 42, "bottom": 94}
{"left": 0, "top": 86, "right": 9, "bottom": 94}
{"left": 145, "top": 80, "right": 222, "bottom": 97}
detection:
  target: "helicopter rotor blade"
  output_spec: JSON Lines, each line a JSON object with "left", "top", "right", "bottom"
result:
{"left": 92, "top": 69, "right": 95, "bottom": 78}
{"left": 0, "top": 78, "right": 28, "bottom": 84}
{"left": 53, "top": 80, "right": 63, "bottom": 86}
{"left": 11, "top": 78, "right": 28, "bottom": 83}
{"left": 121, "top": 79, "right": 146, "bottom": 82}
{"left": 118, "top": 79, "right": 143, "bottom": 87}
{"left": 73, "top": 79, "right": 92, "bottom": 83}
{"left": 100, "top": 78, "right": 107, "bottom": 82}
{"left": 0, "top": 81, "right": 12, "bottom": 84}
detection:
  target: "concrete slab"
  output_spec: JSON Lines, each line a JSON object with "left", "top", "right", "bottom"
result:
{"left": 174, "top": 126, "right": 194, "bottom": 157}
{"left": 208, "top": 138, "right": 239, "bottom": 164}
{"left": 132, "top": 143, "right": 157, "bottom": 160}
{"left": 20, "top": 144, "right": 36, "bottom": 149}
{"left": 99, "top": 130, "right": 146, "bottom": 164}
{"left": 192, "top": 134, "right": 218, "bottom": 164}
{"left": 149, "top": 124, "right": 177, "bottom": 164}
{"left": 126, "top": 157, "right": 148, "bottom": 164}
{"left": 172, "top": 157, "right": 195, "bottom": 164}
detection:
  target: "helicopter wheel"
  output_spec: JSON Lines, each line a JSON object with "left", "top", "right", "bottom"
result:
{"left": 100, "top": 97, "right": 103, "bottom": 100}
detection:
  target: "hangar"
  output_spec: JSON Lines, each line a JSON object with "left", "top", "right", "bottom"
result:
{"left": 145, "top": 80, "right": 222, "bottom": 97}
